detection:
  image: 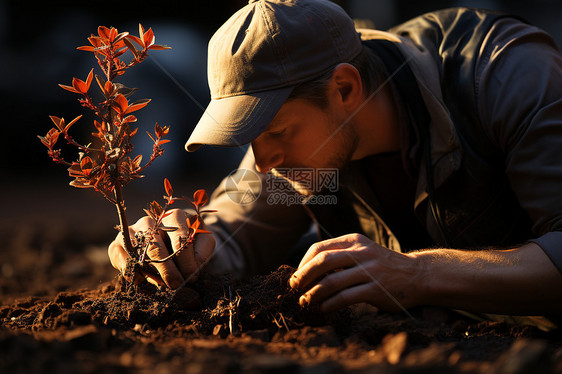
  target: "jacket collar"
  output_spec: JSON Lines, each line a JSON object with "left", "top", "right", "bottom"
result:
{"left": 356, "top": 29, "right": 462, "bottom": 209}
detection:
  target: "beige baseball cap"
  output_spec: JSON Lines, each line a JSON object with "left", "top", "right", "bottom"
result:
{"left": 185, "top": 0, "right": 362, "bottom": 152}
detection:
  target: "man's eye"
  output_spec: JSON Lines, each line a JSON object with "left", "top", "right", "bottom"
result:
{"left": 270, "top": 128, "right": 286, "bottom": 137}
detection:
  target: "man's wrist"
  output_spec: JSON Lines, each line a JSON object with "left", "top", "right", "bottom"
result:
{"left": 407, "top": 249, "right": 452, "bottom": 308}
{"left": 404, "top": 250, "right": 436, "bottom": 307}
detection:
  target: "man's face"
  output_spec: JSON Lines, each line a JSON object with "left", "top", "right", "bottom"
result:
{"left": 251, "top": 99, "right": 358, "bottom": 195}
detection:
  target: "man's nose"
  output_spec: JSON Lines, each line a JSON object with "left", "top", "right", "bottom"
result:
{"left": 253, "top": 144, "right": 284, "bottom": 174}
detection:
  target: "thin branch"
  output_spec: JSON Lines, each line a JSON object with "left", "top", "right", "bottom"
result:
{"left": 114, "top": 185, "right": 135, "bottom": 259}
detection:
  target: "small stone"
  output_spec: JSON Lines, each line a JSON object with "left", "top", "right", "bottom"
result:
{"left": 213, "top": 324, "right": 224, "bottom": 336}
{"left": 381, "top": 332, "right": 408, "bottom": 365}
{"left": 213, "top": 324, "right": 229, "bottom": 338}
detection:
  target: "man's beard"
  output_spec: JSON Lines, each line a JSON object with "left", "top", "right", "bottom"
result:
{"left": 271, "top": 121, "right": 358, "bottom": 197}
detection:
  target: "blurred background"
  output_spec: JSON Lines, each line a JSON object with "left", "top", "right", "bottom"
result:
{"left": 0, "top": 0, "right": 561, "bottom": 294}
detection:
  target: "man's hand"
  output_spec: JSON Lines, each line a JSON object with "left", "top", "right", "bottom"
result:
{"left": 289, "top": 233, "right": 423, "bottom": 313}
{"left": 290, "top": 234, "right": 562, "bottom": 315}
{"left": 108, "top": 208, "right": 215, "bottom": 289}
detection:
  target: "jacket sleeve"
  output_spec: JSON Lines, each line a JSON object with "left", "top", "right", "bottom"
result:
{"left": 477, "top": 18, "right": 562, "bottom": 272}
{"left": 203, "top": 147, "right": 312, "bottom": 278}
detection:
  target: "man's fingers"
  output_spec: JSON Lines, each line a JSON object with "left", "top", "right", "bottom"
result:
{"left": 290, "top": 249, "right": 356, "bottom": 291}
{"left": 298, "top": 266, "right": 366, "bottom": 307}
{"left": 108, "top": 230, "right": 157, "bottom": 285}
{"left": 173, "top": 240, "right": 198, "bottom": 280}
{"left": 108, "top": 225, "right": 139, "bottom": 273}
{"left": 162, "top": 209, "right": 199, "bottom": 280}
{"left": 108, "top": 232, "right": 129, "bottom": 274}
{"left": 145, "top": 234, "right": 185, "bottom": 289}
{"left": 320, "top": 283, "right": 375, "bottom": 313}
{"left": 297, "top": 233, "right": 365, "bottom": 268}
{"left": 194, "top": 220, "right": 215, "bottom": 266}
{"left": 107, "top": 209, "right": 214, "bottom": 289}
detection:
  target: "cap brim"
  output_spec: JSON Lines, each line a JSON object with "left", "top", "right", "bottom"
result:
{"left": 185, "top": 86, "right": 293, "bottom": 152}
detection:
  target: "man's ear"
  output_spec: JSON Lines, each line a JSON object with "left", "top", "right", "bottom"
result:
{"left": 330, "top": 63, "right": 364, "bottom": 112}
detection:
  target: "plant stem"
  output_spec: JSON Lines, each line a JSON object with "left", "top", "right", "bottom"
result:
{"left": 114, "top": 184, "right": 135, "bottom": 259}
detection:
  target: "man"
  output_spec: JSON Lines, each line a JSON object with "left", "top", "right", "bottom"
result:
{"left": 109, "top": 0, "right": 562, "bottom": 318}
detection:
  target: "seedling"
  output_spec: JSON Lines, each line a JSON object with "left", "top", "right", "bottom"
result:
{"left": 39, "top": 24, "right": 214, "bottom": 282}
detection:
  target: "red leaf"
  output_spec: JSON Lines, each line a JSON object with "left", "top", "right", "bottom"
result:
{"left": 124, "top": 98, "right": 150, "bottom": 114}
{"left": 42, "top": 128, "right": 60, "bottom": 148}
{"left": 123, "top": 37, "right": 139, "bottom": 59}
{"left": 72, "top": 77, "right": 87, "bottom": 93}
{"left": 193, "top": 189, "right": 208, "bottom": 207}
{"left": 87, "top": 36, "right": 103, "bottom": 50}
{"left": 70, "top": 179, "right": 94, "bottom": 189}
{"left": 154, "top": 123, "right": 169, "bottom": 138}
{"left": 59, "top": 84, "right": 80, "bottom": 94}
{"left": 80, "top": 156, "right": 93, "bottom": 176}
{"left": 143, "top": 28, "right": 155, "bottom": 47}
{"left": 71, "top": 69, "right": 93, "bottom": 95}
{"left": 161, "top": 210, "right": 174, "bottom": 218}
{"left": 64, "top": 115, "right": 82, "bottom": 132}
{"left": 92, "top": 120, "right": 105, "bottom": 139}
{"left": 159, "top": 225, "right": 178, "bottom": 232}
{"left": 93, "top": 120, "right": 104, "bottom": 131}
{"left": 98, "top": 26, "right": 111, "bottom": 39}
{"left": 148, "top": 44, "right": 172, "bottom": 50}
{"left": 77, "top": 45, "right": 95, "bottom": 52}
{"left": 85, "top": 68, "right": 93, "bottom": 90}
{"left": 68, "top": 162, "right": 83, "bottom": 177}
{"left": 114, "top": 48, "right": 127, "bottom": 58}
{"left": 122, "top": 115, "right": 137, "bottom": 124}
{"left": 127, "top": 35, "right": 143, "bottom": 47}
{"left": 109, "top": 27, "right": 118, "bottom": 42}
{"left": 188, "top": 215, "right": 200, "bottom": 230}
{"left": 164, "top": 178, "right": 173, "bottom": 197}
{"left": 149, "top": 200, "right": 164, "bottom": 217}
{"left": 113, "top": 94, "right": 128, "bottom": 115}
{"left": 114, "top": 32, "right": 129, "bottom": 44}
{"left": 143, "top": 208, "right": 157, "bottom": 221}
{"left": 132, "top": 154, "right": 142, "bottom": 169}
{"left": 49, "top": 115, "right": 64, "bottom": 130}
{"left": 104, "top": 80, "right": 114, "bottom": 95}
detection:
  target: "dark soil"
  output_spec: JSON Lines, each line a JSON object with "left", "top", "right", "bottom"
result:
{"left": 1, "top": 204, "right": 562, "bottom": 374}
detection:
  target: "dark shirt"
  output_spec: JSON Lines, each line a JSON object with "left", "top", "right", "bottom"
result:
{"left": 362, "top": 152, "right": 433, "bottom": 251}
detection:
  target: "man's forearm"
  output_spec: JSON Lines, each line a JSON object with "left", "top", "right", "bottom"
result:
{"left": 411, "top": 242, "right": 562, "bottom": 314}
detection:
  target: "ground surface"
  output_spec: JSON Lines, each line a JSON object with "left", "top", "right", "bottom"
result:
{"left": 1, "top": 184, "right": 562, "bottom": 374}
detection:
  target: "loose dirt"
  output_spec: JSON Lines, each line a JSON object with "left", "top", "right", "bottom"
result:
{"left": 1, "top": 209, "right": 561, "bottom": 374}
